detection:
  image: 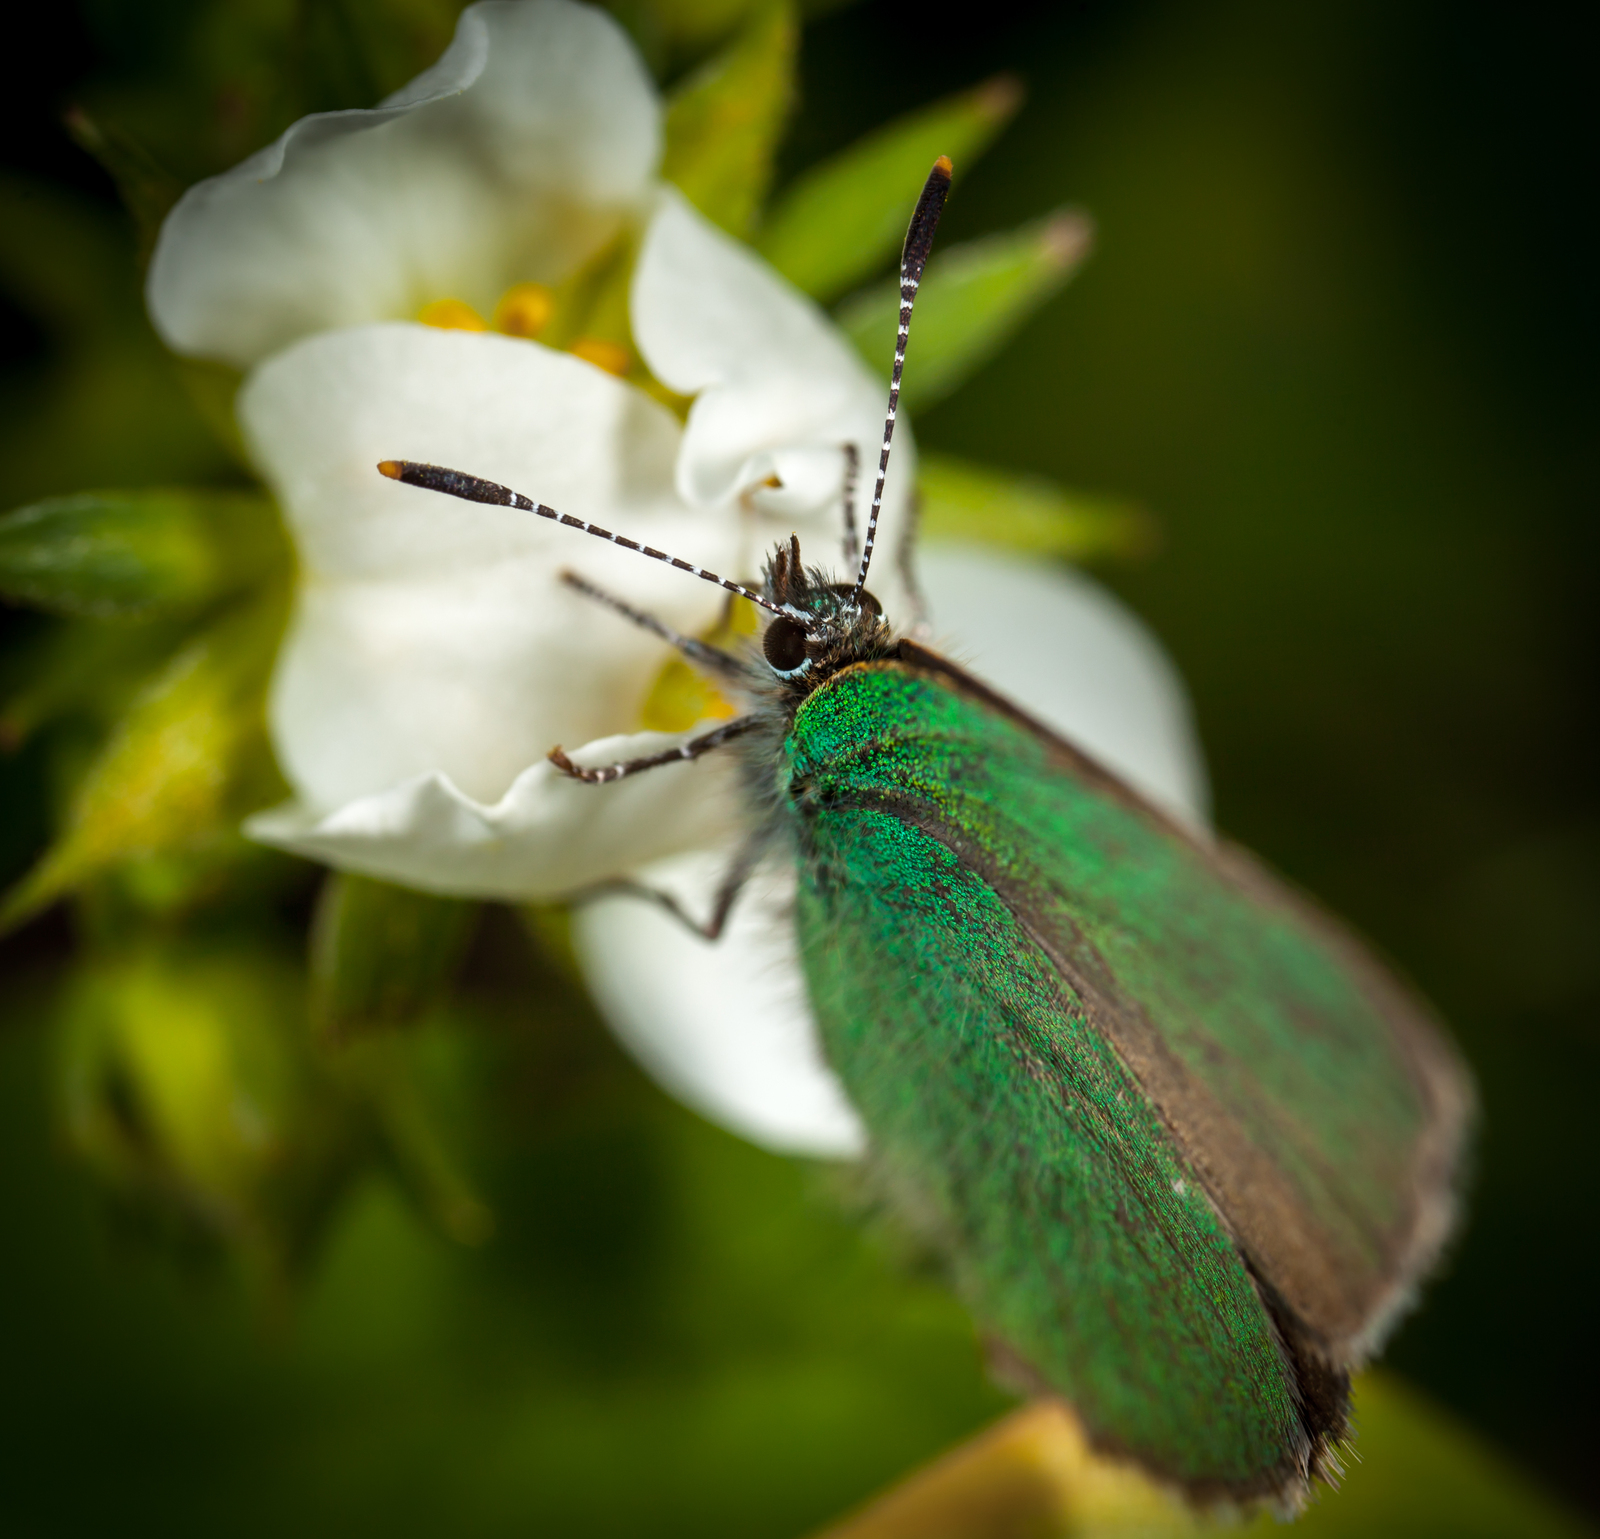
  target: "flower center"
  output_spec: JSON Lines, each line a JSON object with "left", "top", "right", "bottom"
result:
{"left": 417, "top": 284, "right": 628, "bottom": 376}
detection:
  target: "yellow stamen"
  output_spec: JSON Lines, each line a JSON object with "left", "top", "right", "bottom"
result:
{"left": 571, "top": 337, "right": 630, "bottom": 377}
{"left": 417, "top": 298, "right": 487, "bottom": 331}
{"left": 637, "top": 599, "right": 752, "bottom": 732}
{"left": 493, "top": 282, "right": 554, "bottom": 338}
{"left": 639, "top": 658, "right": 737, "bottom": 733}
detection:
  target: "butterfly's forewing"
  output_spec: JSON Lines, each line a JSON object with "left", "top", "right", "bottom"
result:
{"left": 785, "top": 648, "right": 1471, "bottom": 1501}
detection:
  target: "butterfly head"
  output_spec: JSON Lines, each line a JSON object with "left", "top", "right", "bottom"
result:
{"left": 757, "top": 534, "right": 888, "bottom": 686}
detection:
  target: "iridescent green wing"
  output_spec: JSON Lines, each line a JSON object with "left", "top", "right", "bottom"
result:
{"left": 784, "top": 652, "right": 1470, "bottom": 1501}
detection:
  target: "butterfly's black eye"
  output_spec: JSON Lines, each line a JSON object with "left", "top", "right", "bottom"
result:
{"left": 763, "top": 615, "right": 809, "bottom": 673}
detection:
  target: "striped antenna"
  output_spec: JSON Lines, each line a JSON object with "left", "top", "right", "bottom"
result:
{"left": 851, "top": 156, "right": 952, "bottom": 605}
{"left": 376, "top": 460, "right": 791, "bottom": 619}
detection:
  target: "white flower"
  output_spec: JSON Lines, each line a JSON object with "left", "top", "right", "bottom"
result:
{"left": 147, "top": 0, "right": 1210, "bottom": 1160}
{"left": 147, "top": 0, "right": 659, "bottom": 368}
{"left": 240, "top": 187, "right": 920, "bottom": 894}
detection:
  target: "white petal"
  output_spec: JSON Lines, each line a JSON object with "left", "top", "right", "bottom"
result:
{"left": 246, "top": 728, "right": 739, "bottom": 900}
{"left": 573, "top": 548, "right": 1210, "bottom": 1154}
{"left": 148, "top": 0, "right": 659, "bottom": 368}
{"left": 919, "top": 544, "right": 1211, "bottom": 827}
{"left": 239, "top": 323, "right": 738, "bottom": 811}
{"left": 571, "top": 854, "right": 866, "bottom": 1157}
{"left": 632, "top": 190, "right": 916, "bottom": 617}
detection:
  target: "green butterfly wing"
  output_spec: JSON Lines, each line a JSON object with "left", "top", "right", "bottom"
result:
{"left": 783, "top": 648, "right": 1471, "bottom": 1502}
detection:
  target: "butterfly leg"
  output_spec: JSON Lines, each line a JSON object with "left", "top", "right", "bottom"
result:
{"left": 896, "top": 487, "right": 933, "bottom": 639}
{"left": 560, "top": 569, "right": 745, "bottom": 682}
{"left": 839, "top": 441, "right": 861, "bottom": 566}
{"left": 580, "top": 835, "right": 765, "bottom": 941}
{"left": 548, "top": 715, "right": 756, "bottom": 785}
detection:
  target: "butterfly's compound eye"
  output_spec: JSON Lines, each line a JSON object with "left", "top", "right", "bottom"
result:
{"left": 763, "top": 615, "right": 809, "bottom": 673}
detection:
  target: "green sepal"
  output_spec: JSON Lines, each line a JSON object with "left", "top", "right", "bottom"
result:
{"left": 329, "top": 1026, "right": 496, "bottom": 1247}
{"left": 603, "top": 0, "right": 767, "bottom": 66}
{"left": 799, "top": 1371, "right": 1592, "bottom": 1537}
{"left": 0, "top": 176, "right": 237, "bottom": 499}
{"left": 53, "top": 939, "right": 349, "bottom": 1288}
{"left": 63, "top": 107, "right": 183, "bottom": 268}
{"left": 661, "top": 0, "right": 797, "bottom": 237}
{"left": 918, "top": 454, "right": 1158, "bottom": 564}
{"left": 0, "top": 487, "right": 288, "bottom": 620}
{"left": 0, "top": 615, "right": 192, "bottom": 750}
{"left": 310, "top": 871, "right": 480, "bottom": 1040}
{"left": 756, "top": 75, "right": 1023, "bottom": 301}
{"left": 838, "top": 212, "right": 1092, "bottom": 413}
{"left": 0, "top": 590, "right": 286, "bottom": 933}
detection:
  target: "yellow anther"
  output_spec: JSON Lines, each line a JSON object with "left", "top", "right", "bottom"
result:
{"left": 493, "top": 282, "right": 554, "bottom": 338}
{"left": 417, "top": 298, "right": 487, "bottom": 331}
{"left": 571, "top": 337, "right": 630, "bottom": 377}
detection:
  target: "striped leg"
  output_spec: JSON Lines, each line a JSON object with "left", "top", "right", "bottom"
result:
{"left": 582, "top": 835, "right": 766, "bottom": 941}
{"left": 560, "top": 569, "right": 746, "bottom": 682}
{"left": 839, "top": 441, "right": 861, "bottom": 566}
{"left": 548, "top": 715, "right": 756, "bottom": 785}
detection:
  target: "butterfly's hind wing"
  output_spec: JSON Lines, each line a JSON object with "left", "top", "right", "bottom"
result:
{"left": 785, "top": 647, "right": 1471, "bottom": 1502}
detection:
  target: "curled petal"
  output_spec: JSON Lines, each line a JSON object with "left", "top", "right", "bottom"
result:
{"left": 246, "top": 729, "right": 739, "bottom": 901}
{"left": 574, "top": 550, "right": 1210, "bottom": 1152}
{"left": 632, "top": 189, "right": 916, "bottom": 615}
{"left": 239, "top": 323, "right": 738, "bottom": 811}
{"left": 148, "top": 0, "right": 659, "bottom": 368}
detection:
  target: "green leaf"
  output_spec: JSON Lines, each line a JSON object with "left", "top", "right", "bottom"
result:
{"left": 918, "top": 454, "right": 1157, "bottom": 564}
{"left": 757, "top": 75, "right": 1024, "bottom": 301}
{"left": 56, "top": 941, "right": 329, "bottom": 1277}
{"left": 333, "top": 1027, "right": 495, "bottom": 1247}
{"left": 0, "top": 488, "right": 288, "bottom": 619}
{"left": 1283, "top": 1372, "right": 1596, "bottom": 1539}
{"left": 0, "top": 616, "right": 192, "bottom": 750}
{"left": 838, "top": 212, "right": 1092, "bottom": 412}
{"left": 804, "top": 1373, "right": 1594, "bottom": 1539}
{"left": 63, "top": 108, "right": 184, "bottom": 267}
{"left": 0, "top": 592, "right": 285, "bottom": 933}
{"left": 0, "top": 177, "right": 238, "bottom": 502}
{"left": 661, "top": 0, "right": 797, "bottom": 237}
{"left": 310, "top": 872, "right": 480, "bottom": 1039}
{"left": 603, "top": 0, "right": 768, "bottom": 64}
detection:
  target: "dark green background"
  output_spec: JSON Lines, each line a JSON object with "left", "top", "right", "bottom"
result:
{"left": 1, "top": 0, "right": 1594, "bottom": 1530}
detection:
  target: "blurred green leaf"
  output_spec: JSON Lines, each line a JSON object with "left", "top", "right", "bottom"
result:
{"left": 0, "top": 591, "right": 286, "bottom": 933}
{"left": 839, "top": 211, "right": 1092, "bottom": 411}
{"left": 757, "top": 75, "right": 1023, "bottom": 300}
{"left": 662, "top": 0, "right": 797, "bottom": 236}
{"left": 807, "top": 1373, "right": 1594, "bottom": 1539}
{"left": 1287, "top": 1373, "right": 1596, "bottom": 1538}
{"left": 63, "top": 107, "right": 184, "bottom": 267}
{"left": 75, "top": 0, "right": 467, "bottom": 187}
{"left": 332, "top": 1026, "right": 495, "bottom": 1246}
{"left": 310, "top": 873, "right": 480, "bottom": 1039}
{"left": 0, "top": 176, "right": 235, "bottom": 502}
{"left": 0, "top": 616, "right": 191, "bottom": 750}
{"left": 0, "top": 487, "right": 288, "bottom": 620}
{"left": 56, "top": 942, "right": 327, "bottom": 1270}
{"left": 918, "top": 454, "right": 1157, "bottom": 564}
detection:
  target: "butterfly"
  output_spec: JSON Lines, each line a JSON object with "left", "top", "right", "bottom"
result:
{"left": 378, "top": 156, "right": 1472, "bottom": 1506}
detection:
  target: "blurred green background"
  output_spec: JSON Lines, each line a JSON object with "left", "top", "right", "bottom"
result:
{"left": 0, "top": 0, "right": 1593, "bottom": 1534}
